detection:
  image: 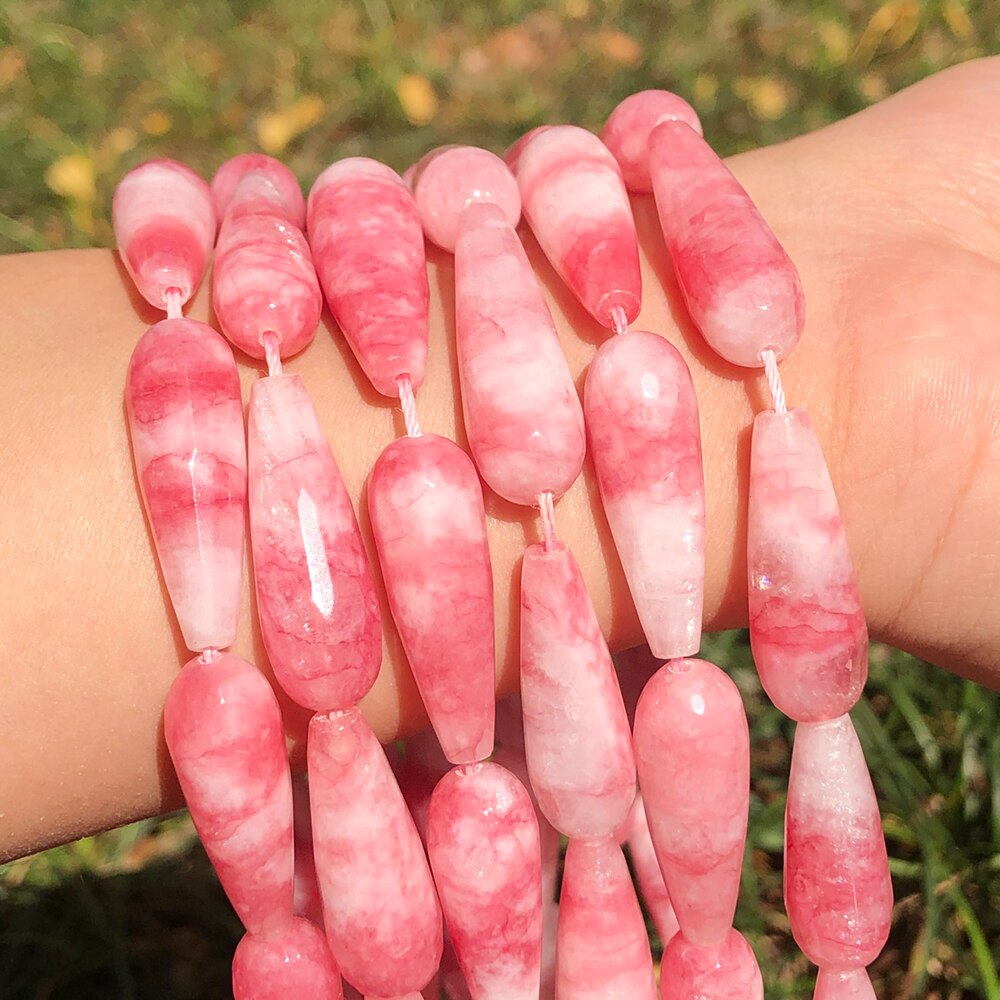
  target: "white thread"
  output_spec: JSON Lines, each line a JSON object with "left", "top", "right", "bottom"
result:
{"left": 198, "top": 647, "right": 221, "bottom": 664}
{"left": 760, "top": 349, "right": 787, "bottom": 414}
{"left": 261, "top": 332, "right": 283, "bottom": 378}
{"left": 610, "top": 304, "right": 629, "bottom": 337}
{"left": 164, "top": 288, "right": 184, "bottom": 320}
{"left": 397, "top": 374, "right": 422, "bottom": 437}
{"left": 538, "top": 491, "right": 557, "bottom": 551}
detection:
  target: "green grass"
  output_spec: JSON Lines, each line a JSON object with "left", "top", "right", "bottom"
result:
{"left": 2, "top": 0, "right": 999, "bottom": 997}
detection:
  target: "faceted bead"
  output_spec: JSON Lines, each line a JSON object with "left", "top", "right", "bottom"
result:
{"left": 454, "top": 201, "right": 585, "bottom": 505}
{"left": 601, "top": 90, "right": 703, "bottom": 193}
{"left": 368, "top": 434, "right": 494, "bottom": 764}
{"left": 648, "top": 120, "right": 804, "bottom": 368}
{"left": 660, "top": 929, "right": 764, "bottom": 1000}
{"left": 232, "top": 917, "right": 343, "bottom": 1000}
{"left": 308, "top": 708, "right": 443, "bottom": 997}
{"left": 748, "top": 409, "right": 868, "bottom": 721}
{"left": 585, "top": 330, "right": 705, "bottom": 658}
{"left": 248, "top": 374, "right": 381, "bottom": 711}
{"left": 308, "top": 158, "right": 429, "bottom": 396}
{"left": 427, "top": 762, "right": 543, "bottom": 1000}
{"left": 785, "top": 715, "right": 892, "bottom": 969}
{"left": 624, "top": 794, "right": 680, "bottom": 946}
{"left": 508, "top": 125, "right": 641, "bottom": 328}
{"left": 814, "top": 968, "right": 877, "bottom": 1000}
{"left": 164, "top": 653, "right": 294, "bottom": 934}
{"left": 212, "top": 153, "right": 306, "bottom": 228}
{"left": 633, "top": 658, "right": 750, "bottom": 947}
{"left": 112, "top": 159, "right": 215, "bottom": 309}
{"left": 126, "top": 318, "right": 245, "bottom": 652}
{"left": 520, "top": 542, "right": 636, "bottom": 838}
{"left": 556, "top": 837, "right": 657, "bottom": 1000}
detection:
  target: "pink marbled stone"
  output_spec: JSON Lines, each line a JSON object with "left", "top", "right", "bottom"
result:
{"left": 507, "top": 125, "right": 641, "bottom": 328}
{"left": 164, "top": 653, "right": 294, "bottom": 933}
{"left": 232, "top": 917, "right": 343, "bottom": 1000}
{"left": 633, "top": 658, "right": 750, "bottom": 948}
{"left": 126, "top": 317, "right": 245, "bottom": 652}
{"left": 585, "top": 330, "right": 705, "bottom": 658}
{"left": 601, "top": 90, "right": 702, "bottom": 194}
{"left": 648, "top": 119, "right": 805, "bottom": 368}
{"left": 113, "top": 159, "right": 215, "bottom": 309}
{"left": 454, "top": 201, "right": 585, "bottom": 505}
{"left": 520, "top": 541, "right": 636, "bottom": 838}
{"left": 248, "top": 374, "right": 381, "bottom": 711}
{"left": 785, "top": 715, "right": 892, "bottom": 969}
{"left": 369, "top": 434, "right": 495, "bottom": 763}
{"left": 660, "top": 929, "right": 764, "bottom": 1000}
{"left": 624, "top": 794, "right": 680, "bottom": 946}
{"left": 308, "top": 158, "right": 429, "bottom": 396}
{"left": 556, "top": 837, "right": 657, "bottom": 1000}
{"left": 308, "top": 709, "right": 443, "bottom": 997}
{"left": 212, "top": 153, "right": 306, "bottom": 228}
{"left": 748, "top": 408, "right": 868, "bottom": 721}
{"left": 292, "top": 774, "right": 324, "bottom": 926}
{"left": 814, "top": 968, "right": 877, "bottom": 1000}
{"left": 427, "top": 762, "right": 543, "bottom": 1000}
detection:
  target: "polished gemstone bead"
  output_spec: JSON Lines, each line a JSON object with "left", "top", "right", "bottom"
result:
{"left": 308, "top": 709, "right": 443, "bottom": 997}
{"left": 814, "top": 968, "right": 877, "bottom": 1000}
{"left": 232, "top": 917, "right": 343, "bottom": 1000}
{"left": 633, "top": 658, "right": 750, "bottom": 947}
{"left": 212, "top": 152, "right": 306, "bottom": 228}
{"left": 648, "top": 120, "right": 804, "bottom": 367}
{"left": 748, "top": 408, "right": 868, "bottom": 721}
{"left": 248, "top": 374, "right": 381, "bottom": 711}
{"left": 369, "top": 434, "right": 494, "bottom": 764}
{"left": 308, "top": 158, "right": 429, "bottom": 396}
{"left": 520, "top": 542, "right": 636, "bottom": 838}
{"left": 660, "top": 929, "right": 764, "bottom": 1000}
{"left": 508, "top": 125, "right": 641, "bottom": 328}
{"left": 624, "top": 794, "right": 680, "bottom": 946}
{"left": 585, "top": 330, "right": 705, "bottom": 657}
{"left": 112, "top": 159, "right": 215, "bottom": 309}
{"left": 292, "top": 775, "right": 323, "bottom": 926}
{"left": 785, "top": 715, "right": 892, "bottom": 969}
{"left": 164, "top": 653, "right": 294, "bottom": 934}
{"left": 126, "top": 318, "right": 245, "bottom": 651}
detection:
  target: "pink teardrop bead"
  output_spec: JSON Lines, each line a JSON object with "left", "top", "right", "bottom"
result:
{"left": 164, "top": 653, "right": 294, "bottom": 934}
{"left": 624, "top": 794, "right": 680, "bottom": 946}
{"left": 369, "top": 434, "right": 495, "bottom": 764}
{"left": 212, "top": 153, "right": 306, "bottom": 228}
{"left": 633, "top": 658, "right": 750, "bottom": 947}
{"left": 660, "top": 929, "right": 764, "bottom": 1000}
{"left": 556, "top": 837, "right": 657, "bottom": 1000}
{"left": 585, "top": 330, "right": 705, "bottom": 658}
{"left": 785, "top": 715, "right": 893, "bottom": 969}
{"left": 454, "top": 201, "right": 586, "bottom": 505}
{"left": 232, "top": 917, "right": 343, "bottom": 1000}
{"left": 308, "top": 709, "right": 444, "bottom": 997}
{"left": 112, "top": 159, "right": 215, "bottom": 309}
{"left": 748, "top": 408, "right": 868, "bottom": 721}
{"left": 814, "top": 968, "right": 877, "bottom": 1000}
{"left": 248, "top": 374, "right": 381, "bottom": 711}
{"left": 308, "top": 158, "right": 430, "bottom": 396}
{"left": 507, "top": 125, "right": 641, "bottom": 328}
{"left": 427, "top": 762, "right": 543, "bottom": 1000}
{"left": 126, "top": 318, "right": 245, "bottom": 651}
{"left": 520, "top": 541, "right": 636, "bottom": 838}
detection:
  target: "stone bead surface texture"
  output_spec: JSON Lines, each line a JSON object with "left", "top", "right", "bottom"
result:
{"left": 660, "top": 929, "right": 764, "bottom": 1000}
{"left": 624, "top": 794, "right": 680, "bottom": 945}
{"left": 748, "top": 408, "right": 868, "bottom": 721}
{"left": 248, "top": 374, "right": 381, "bottom": 711}
{"left": 212, "top": 153, "right": 307, "bottom": 228}
{"left": 813, "top": 968, "right": 878, "bottom": 1000}
{"left": 585, "top": 330, "right": 705, "bottom": 658}
{"left": 125, "top": 317, "right": 246, "bottom": 652}
{"left": 232, "top": 917, "right": 343, "bottom": 1000}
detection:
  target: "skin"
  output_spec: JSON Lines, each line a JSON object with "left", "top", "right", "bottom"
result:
{"left": 1, "top": 58, "right": 999, "bottom": 861}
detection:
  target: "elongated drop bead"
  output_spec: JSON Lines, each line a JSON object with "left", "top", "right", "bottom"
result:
{"left": 232, "top": 917, "right": 343, "bottom": 1000}
{"left": 126, "top": 318, "right": 245, "bottom": 651}
{"left": 748, "top": 408, "right": 868, "bottom": 721}
{"left": 164, "top": 653, "right": 294, "bottom": 934}
{"left": 648, "top": 120, "right": 804, "bottom": 367}
{"left": 660, "top": 929, "right": 764, "bottom": 1000}
{"left": 633, "top": 658, "right": 750, "bottom": 947}
{"left": 585, "top": 330, "right": 705, "bottom": 657}
{"left": 814, "top": 968, "right": 877, "bottom": 1000}
{"left": 213, "top": 153, "right": 306, "bottom": 228}
{"left": 248, "top": 374, "right": 381, "bottom": 711}
{"left": 624, "top": 794, "right": 680, "bottom": 946}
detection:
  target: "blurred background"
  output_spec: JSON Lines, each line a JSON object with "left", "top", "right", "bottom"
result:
{"left": 2, "top": 1, "right": 999, "bottom": 997}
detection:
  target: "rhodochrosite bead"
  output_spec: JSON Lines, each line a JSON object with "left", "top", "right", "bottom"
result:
{"left": 112, "top": 159, "right": 215, "bottom": 309}
{"left": 426, "top": 763, "right": 543, "bottom": 1000}
{"left": 308, "top": 158, "right": 429, "bottom": 396}
{"left": 633, "top": 658, "right": 750, "bottom": 947}
{"left": 785, "top": 715, "right": 892, "bottom": 969}
{"left": 556, "top": 837, "right": 657, "bottom": 1000}
{"left": 585, "top": 330, "right": 705, "bottom": 658}
{"left": 624, "top": 794, "right": 680, "bottom": 946}
{"left": 660, "top": 929, "right": 764, "bottom": 1000}
{"left": 368, "top": 434, "right": 494, "bottom": 764}
{"left": 126, "top": 318, "right": 245, "bottom": 651}
{"left": 507, "top": 125, "right": 641, "bottom": 328}
{"left": 248, "top": 374, "right": 381, "bottom": 711}
{"left": 814, "top": 968, "right": 877, "bottom": 1000}
{"left": 647, "top": 119, "right": 804, "bottom": 367}
{"left": 232, "top": 917, "right": 343, "bottom": 1000}
{"left": 308, "top": 709, "right": 443, "bottom": 997}
{"left": 520, "top": 542, "right": 636, "bottom": 838}
{"left": 213, "top": 153, "right": 306, "bottom": 228}
{"left": 164, "top": 653, "right": 294, "bottom": 933}
{"left": 748, "top": 408, "right": 868, "bottom": 721}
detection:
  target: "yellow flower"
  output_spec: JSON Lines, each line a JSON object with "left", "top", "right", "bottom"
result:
{"left": 45, "top": 153, "right": 95, "bottom": 203}
{"left": 256, "top": 95, "right": 324, "bottom": 154}
{"left": 396, "top": 74, "right": 437, "bottom": 127}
